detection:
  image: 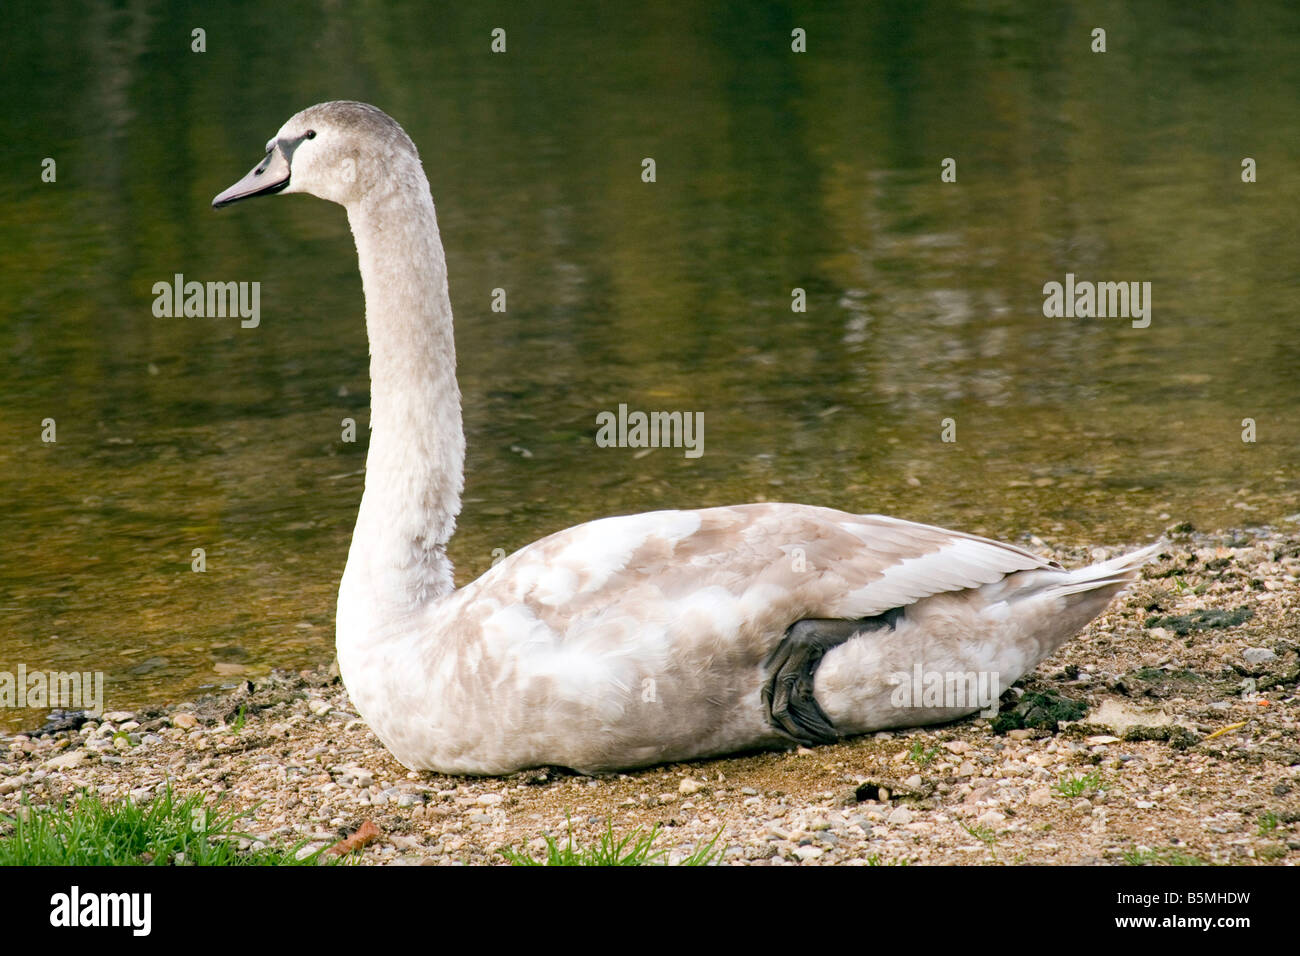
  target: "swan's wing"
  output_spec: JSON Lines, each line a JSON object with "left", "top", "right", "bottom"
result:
{"left": 469, "top": 502, "right": 1057, "bottom": 644}
{"left": 423, "top": 504, "right": 1062, "bottom": 770}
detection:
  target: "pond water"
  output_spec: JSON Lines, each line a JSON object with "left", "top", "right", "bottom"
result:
{"left": 2, "top": 1, "right": 1297, "bottom": 728}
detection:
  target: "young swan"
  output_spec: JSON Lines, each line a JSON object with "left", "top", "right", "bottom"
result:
{"left": 214, "top": 102, "right": 1159, "bottom": 775}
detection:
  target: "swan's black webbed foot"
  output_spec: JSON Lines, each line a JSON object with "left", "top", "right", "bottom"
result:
{"left": 762, "top": 610, "right": 901, "bottom": 746}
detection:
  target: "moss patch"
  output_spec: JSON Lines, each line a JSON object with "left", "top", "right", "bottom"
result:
{"left": 1123, "top": 724, "right": 1201, "bottom": 750}
{"left": 991, "top": 691, "right": 1087, "bottom": 734}
{"left": 1144, "top": 607, "right": 1254, "bottom": 635}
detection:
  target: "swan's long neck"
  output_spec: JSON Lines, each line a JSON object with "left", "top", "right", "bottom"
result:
{"left": 342, "top": 174, "right": 464, "bottom": 616}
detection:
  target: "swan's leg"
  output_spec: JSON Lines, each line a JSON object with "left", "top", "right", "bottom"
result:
{"left": 762, "top": 611, "right": 900, "bottom": 746}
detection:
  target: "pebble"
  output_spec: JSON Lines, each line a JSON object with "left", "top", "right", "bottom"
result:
{"left": 943, "top": 741, "right": 971, "bottom": 754}
{"left": 1242, "top": 647, "right": 1276, "bottom": 664}
{"left": 887, "top": 807, "right": 914, "bottom": 826}
{"left": 976, "top": 810, "right": 1006, "bottom": 828}
{"left": 793, "top": 846, "right": 824, "bottom": 862}
{"left": 1027, "top": 788, "right": 1053, "bottom": 806}
{"left": 171, "top": 714, "right": 198, "bottom": 729}
{"left": 678, "top": 777, "right": 704, "bottom": 795}
{"left": 45, "top": 751, "right": 87, "bottom": 770}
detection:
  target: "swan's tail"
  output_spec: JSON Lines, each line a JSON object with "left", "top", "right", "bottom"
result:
{"left": 1046, "top": 541, "right": 1164, "bottom": 598}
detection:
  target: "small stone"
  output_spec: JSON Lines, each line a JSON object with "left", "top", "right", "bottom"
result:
{"left": 793, "top": 846, "right": 823, "bottom": 862}
{"left": 678, "top": 777, "right": 704, "bottom": 795}
{"left": 1086, "top": 735, "right": 1121, "bottom": 745}
{"left": 45, "top": 751, "right": 87, "bottom": 770}
{"left": 1027, "top": 788, "right": 1053, "bottom": 806}
{"left": 957, "top": 762, "right": 977, "bottom": 777}
{"left": 171, "top": 713, "right": 198, "bottom": 729}
{"left": 339, "top": 767, "right": 374, "bottom": 788}
{"left": 101, "top": 711, "right": 135, "bottom": 723}
{"left": 976, "top": 810, "right": 1005, "bottom": 828}
{"left": 943, "top": 741, "right": 971, "bottom": 754}
{"left": 887, "top": 807, "right": 913, "bottom": 826}
{"left": 1008, "top": 729, "right": 1034, "bottom": 740}
{"left": 476, "top": 793, "right": 502, "bottom": 806}
{"left": 1243, "top": 647, "right": 1276, "bottom": 665}
{"left": 904, "top": 774, "right": 923, "bottom": 789}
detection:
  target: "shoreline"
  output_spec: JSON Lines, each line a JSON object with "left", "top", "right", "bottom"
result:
{"left": 2, "top": 522, "right": 1297, "bottom": 865}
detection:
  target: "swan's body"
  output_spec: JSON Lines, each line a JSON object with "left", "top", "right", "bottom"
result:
{"left": 214, "top": 102, "right": 1158, "bottom": 775}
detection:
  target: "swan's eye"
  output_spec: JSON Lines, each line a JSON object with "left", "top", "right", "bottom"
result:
{"left": 306, "top": 130, "right": 316, "bottom": 139}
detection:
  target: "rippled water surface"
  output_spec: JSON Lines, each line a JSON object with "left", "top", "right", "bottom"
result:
{"left": 2, "top": 1, "right": 1298, "bottom": 727}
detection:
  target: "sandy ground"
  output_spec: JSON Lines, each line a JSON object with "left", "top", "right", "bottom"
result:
{"left": 2, "top": 522, "right": 1298, "bottom": 865}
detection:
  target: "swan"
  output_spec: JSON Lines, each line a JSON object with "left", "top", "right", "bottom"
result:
{"left": 213, "top": 102, "right": 1159, "bottom": 775}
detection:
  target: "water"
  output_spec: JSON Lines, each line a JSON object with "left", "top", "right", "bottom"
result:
{"left": 2, "top": 1, "right": 1297, "bottom": 729}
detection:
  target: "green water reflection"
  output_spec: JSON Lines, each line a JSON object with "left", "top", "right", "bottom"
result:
{"left": 1, "top": 1, "right": 1297, "bottom": 727}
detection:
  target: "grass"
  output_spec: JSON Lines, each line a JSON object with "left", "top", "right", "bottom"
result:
{"left": 1053, "top": 770, "right": 1102, "bottom": 798}
{"left": 866, "top": 853, "right": 912, "bottom": 866}
{"left": 907, "top": 741, "right": 940, "bottom": 767}
{"left": 0, "top": 788, "right": 330, "bottom": 866}
{"left": 959, "top": 820, "right": 999, "bottom": 862}
{"left": 960, "top": 821, "right": 997, "bottom": 846}
{"left": 500, "top": 817, "right": 721, "bottom": 866}
{"left": 1258, "top": 811, "right": 1279, "bottom": 836}
{"left": 1121, "top": 845, "right": 1206, "bottom": 866}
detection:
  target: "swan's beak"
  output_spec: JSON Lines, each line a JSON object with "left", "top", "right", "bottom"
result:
{"left": 212, "top": 145, "right": 291, "bottom": 208}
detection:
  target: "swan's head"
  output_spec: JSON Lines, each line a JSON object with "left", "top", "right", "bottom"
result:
{"left": 212, "top": 101, "right": 422, "bottom": 210}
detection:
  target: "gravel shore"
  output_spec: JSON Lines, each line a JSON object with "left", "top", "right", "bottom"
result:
{"left": 3, "top": 522, "right": 1298, "bottom": 865}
